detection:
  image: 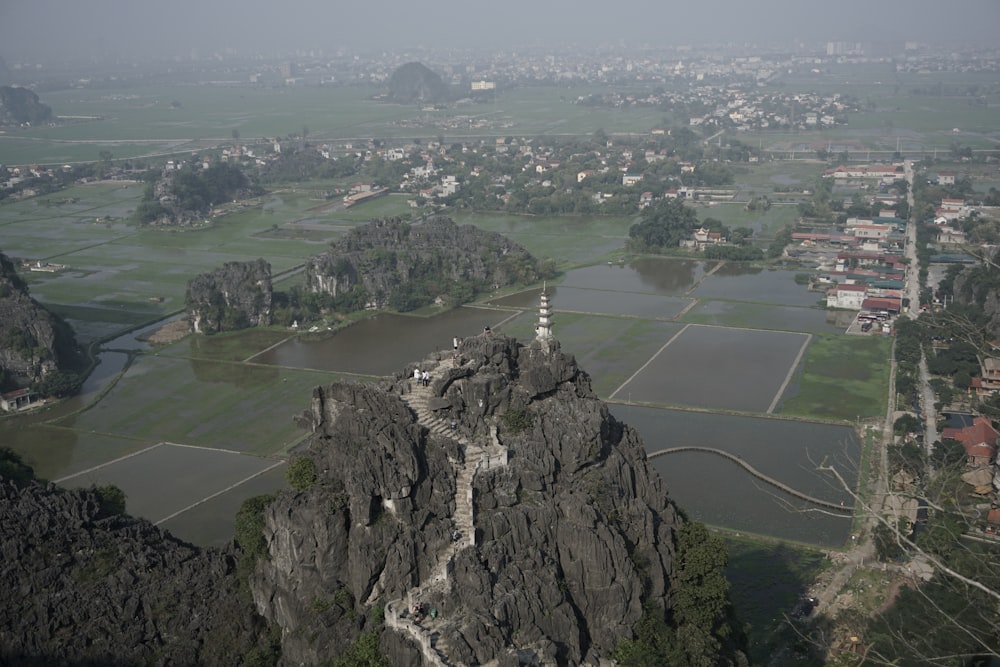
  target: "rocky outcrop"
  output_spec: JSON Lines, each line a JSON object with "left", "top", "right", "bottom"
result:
{"left": 253, "top": 334, "right": 689, "bottom": 665}
{"left": 0, "top": 252, "right": 77, "bottom": 388}
{"left": 0, "top": 478, "right": 274, "bottom": 666}
{"left": 186, "top": 258, "right": 273, "bottom": 334}
{"left": 0, "top": 86, "right": 52, "bottom": 126}
{"left": 387, "top": 62, "right": 449, "bottom": 104}
{"left": 305, "top": 217, "right": 540, "bottom": 311}
{"left": 952, "top": 248, "right": 1000, "bottom": 337}
{"left": 136, "top": 163, "right": 260, "bottom": 226}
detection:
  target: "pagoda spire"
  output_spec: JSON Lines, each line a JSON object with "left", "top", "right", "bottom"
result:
{"left": 535, "top": 282, "right": 553, "bottom": 348}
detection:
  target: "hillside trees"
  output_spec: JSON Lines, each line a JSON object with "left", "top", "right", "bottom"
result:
{"left": 628, "top": 198, "right": 698, "bottom": 252}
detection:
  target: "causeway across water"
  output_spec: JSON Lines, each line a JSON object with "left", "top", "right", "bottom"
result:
{"left": 647, "top": 446, "right": 853, "bottom": 512}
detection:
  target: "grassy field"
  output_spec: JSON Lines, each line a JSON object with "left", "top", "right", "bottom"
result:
{"left": 449, "top": 211, "right": 635, "bottom": 267}
{"left": 7, "top": 84, "right": 667, "bottom": 166}
{"left": 779, "top": 334, "right": 892, "bottom": 421}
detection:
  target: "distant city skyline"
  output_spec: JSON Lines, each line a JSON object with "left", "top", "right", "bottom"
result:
{"left": 1, "top": 0, "right": 999, "bottom": 64}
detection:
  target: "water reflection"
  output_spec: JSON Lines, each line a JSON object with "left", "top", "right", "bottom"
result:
{"left": 615, "top": 404, "right": 857, "bottom": 548}
{"left": 694, "top": 268, "right": 821, "bottom": 308}
{"left": 629, "top": 257, "right": 713, "bottom": 294}
{"left": 254, "top": 307, "right": 517, "bottom": 376}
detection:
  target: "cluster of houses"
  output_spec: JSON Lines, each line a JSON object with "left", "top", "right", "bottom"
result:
{"left": 943, "top": 413, "right": 1000, "bottom": 510}
{"left": 794, "top": 208, "right": 909, "bottom": 323}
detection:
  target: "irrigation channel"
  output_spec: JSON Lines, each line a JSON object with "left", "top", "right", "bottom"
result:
{"left": 647, "top": 446, "right": 853, "bottom": 513}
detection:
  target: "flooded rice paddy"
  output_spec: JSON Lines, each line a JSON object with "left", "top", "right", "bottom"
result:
{"left": 4, "top": 252, "right": 865, "bottom": 549}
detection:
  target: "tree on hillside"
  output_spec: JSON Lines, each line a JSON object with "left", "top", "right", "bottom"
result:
{"left": 628, "top": 198, "right": 698, "bottom": 252}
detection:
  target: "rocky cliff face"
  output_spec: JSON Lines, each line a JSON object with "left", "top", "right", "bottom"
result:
{"left": 0, "top": 252, "right": 76, "bottom": 388}
{"left": 252, "top": 333, "right": 686, "bottom": 665}
{"left": 952, "top": 248, "right": 1000, "bottom": 337}
{"left": 305, "top": 217, "right": 540, "bottom": 310}
{"left": 0, "top": 86, "right": 52, "bottom": 126}
{"left": 186, "top": 258, "right": 273, "bottom": 334}
{"left": 0, "top": 479, "right": 274, "bottom": 666}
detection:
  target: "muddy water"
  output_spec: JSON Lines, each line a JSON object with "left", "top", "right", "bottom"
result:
{"left": 252, "top": 307, "right": 521, "bottom": 376}
{"left": 615, "top": 404, "right": 858, "bottom": 547}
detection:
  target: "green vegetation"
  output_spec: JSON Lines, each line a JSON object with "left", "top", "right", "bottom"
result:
{"left": 628, "top": 198, "right": 699, "bottom": 252}
{"left": 326, "top": 631, "right": 390, "bottom": 667}
{"left": 0, "top": 448, "right": 37, "bottom": 486}
{"left": 615, "top": 521, "right": 745, "bottom": 666}
{"left": 864, "top": 524, "right": 1000, "bottom": 665}
{"left": 724, "top": 538, "right": 828, "bottom": 664}
{"left": 135, "top": 162, "right": 262, "bottom": 224}
{"left": 780, "top": 334, "right": 891, "bottom": 421}
{"left": 286, "top": 456, "right": 318, "bottom": 491}
{"left": 501, "top": 408, "right": 534, "bottom": 434}
{"left": 94, "top": 484, "right": 127, "bottom": 517}
{"left": 234, "top": 493, "right": 276, "bottom": 597}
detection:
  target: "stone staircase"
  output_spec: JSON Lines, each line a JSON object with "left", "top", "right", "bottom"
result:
{"left": 382, "top": 354, "right": 501, "bottom": 666}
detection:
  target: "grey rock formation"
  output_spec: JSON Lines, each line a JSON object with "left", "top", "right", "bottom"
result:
{"left": 0, "top": 479, "right": 273, "bottom": 666}
{"left": 952, "top": 248, "right": 1000, "bottom": 337}
{"left": 186, "top": 258, "right": 273, "bottom": 333}
{"left": 305, "top": 217, "right": 539, "bottom": 310}
{"left": 0, "top": 86, "right": 52, "bottom": 126}
{"left": 0, "top": 252, "right": 76, "bottom": 387}
{"left": 254, "top": 333, "right": 683, "bottom": 665}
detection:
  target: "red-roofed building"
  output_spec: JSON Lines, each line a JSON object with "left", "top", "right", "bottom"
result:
{"left": 941, "top": 417, "right": 998, "bottom": 467}
{"left": 861, "top": 297, "right": 902, "bottom": 314}
{"left": 0, "top": 388, "right": 35, "bottom": 412}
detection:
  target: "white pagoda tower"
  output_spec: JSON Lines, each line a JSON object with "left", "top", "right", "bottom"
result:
{"left": 535, "top": 283, "right": 553, "bottom": 350}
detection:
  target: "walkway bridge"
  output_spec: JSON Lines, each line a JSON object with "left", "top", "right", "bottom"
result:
{"left": 647, "top": 446, "right": 853, "bottom": 513}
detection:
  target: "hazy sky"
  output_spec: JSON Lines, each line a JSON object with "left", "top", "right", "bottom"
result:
{"left": 1, "top": 0, "right": 998, "bottom": 61}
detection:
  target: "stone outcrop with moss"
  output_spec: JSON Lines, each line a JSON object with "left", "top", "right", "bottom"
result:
{"left": 0, "top": 467, "right": 276, "bottom": 666}
{"left": 0, "top": 251, "right": 78, "bottom": 391}
{"left": 186, "top": 258, "right": 273, "bottom": 334}
{"left": 304, "top": 217, "right": 541, "bottom": 312}
{"left": 250, "top": 333, "right": 747, "bottom": 665}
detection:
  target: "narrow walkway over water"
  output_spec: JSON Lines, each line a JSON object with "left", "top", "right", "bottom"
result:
{"left": 647, "top": 446, "right": 853, "bottom": 512}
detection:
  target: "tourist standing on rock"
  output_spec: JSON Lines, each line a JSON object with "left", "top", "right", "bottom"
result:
{"left": 414, "top": 368, "right": 421, "bottom": 388}
{"left": 422, "top": 370, "right": 430, "bottom": 387}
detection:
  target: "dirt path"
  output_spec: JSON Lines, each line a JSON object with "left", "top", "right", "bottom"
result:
{"left": 141, "top": 318, "right": 190, "bottom": 345}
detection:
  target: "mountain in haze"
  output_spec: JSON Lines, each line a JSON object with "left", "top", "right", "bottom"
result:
{"left": 386, "top": 61, "right": 450, "bottom": 104}
{"left": 0, "top": 86, "right": 52, "bottom": 126}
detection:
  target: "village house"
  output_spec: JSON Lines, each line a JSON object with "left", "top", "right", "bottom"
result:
{"left": 680, "top": 227, "right": 726, "bottom": 250}
{"left": 972, "top": 358, "right": 1000, "bottom": 396}
{"left": 941, "top": 417, "right": 998, "bottom": 468}
{"left": 826, "top": 282, "right": 868, "bottom": 310}
{"left": 0, "top": 388, "right": 35, "bottom": 412}
{"left": 622, "top": 173, "right": 643, "bottom": 187}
